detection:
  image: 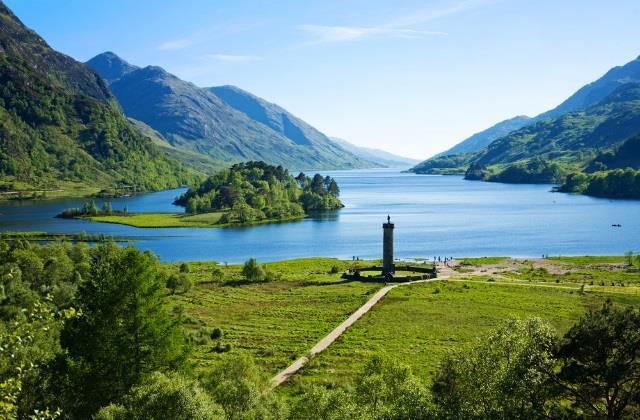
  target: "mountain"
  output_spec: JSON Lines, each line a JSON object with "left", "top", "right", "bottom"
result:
{"left": 87, "top": 53, "right": 374, "bottom": 171}
{"left": 329, "top": 137, "right": 419, "bottom": 168}
{"left": 414, "top": 54, "right": 640, "bottom": 173}
{"left": 536, "top": 55, "right": 640, "bottom": 121}
{"left": 473, "top": 83, "right": 640, "bottom": 169}
{"left": 85, "top": 51, "right": 138, "bottom": 84}
{"left": 0, "top": 4, "right": 197, "bottom": 196}
{"left": 434, "top": 115, "right": 532, "bottom": 157}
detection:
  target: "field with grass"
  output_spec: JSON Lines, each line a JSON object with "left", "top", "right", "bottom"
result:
{"left": 167, "top": 258, "right": 383, "bottom": 374}
{"left": 88, "top": 212, "right": 226, "bottom": 227}
{"left": 87, "top": 211, "right": 306, "bottom": 228}
{"left": 163, "top": 256, "right": 640, "bottom": 396}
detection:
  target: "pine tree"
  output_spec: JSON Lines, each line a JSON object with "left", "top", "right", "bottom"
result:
{"left": 58, "top": 244, "right": 186, "bottom": 417}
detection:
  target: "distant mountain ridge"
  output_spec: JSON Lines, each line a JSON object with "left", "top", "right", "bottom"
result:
{"left": 0, "top": 3, "right": 197, "bottom": 195}
{"left": 329, "top": 137, "right": 419, "bottom": 168}
{"left": 87, "top": 52, "right": 375, "bottom": 171}
{"left": 411, "top": 54, "right": 640, "bottom": 176}
{"left": 434, "top": 115, "right": 532, "bottom": 157}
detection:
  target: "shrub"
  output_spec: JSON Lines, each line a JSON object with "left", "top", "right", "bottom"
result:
{"left": 211, "top": 328, "right": 222, "bottom": 340}
{"left": 242, "top": 258, "right": 266, "bottom": 282}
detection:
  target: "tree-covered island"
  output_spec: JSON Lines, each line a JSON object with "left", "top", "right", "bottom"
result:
{"left": 58, "top": 161, "right": 344, "bottom": 227}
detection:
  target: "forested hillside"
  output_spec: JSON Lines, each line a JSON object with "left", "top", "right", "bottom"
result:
{"left": 0, "top": 4, "right": 199, "bottom": 197}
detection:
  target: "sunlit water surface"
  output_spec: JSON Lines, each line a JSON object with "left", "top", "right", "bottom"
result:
{"left": 1, "top": 170, "right": 638, "bottom": 262}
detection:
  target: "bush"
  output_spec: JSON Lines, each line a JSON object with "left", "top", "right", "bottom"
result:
{"left": 330, "top": 265, "right": 340, "bottom": 274}
{"left": 211, "top": 267, "right": 224, "bottom": 282}
{"left": 94, "top": 371, "right": 224, "bottom": 420}
{"left": 242, "top": 258, "right": 266, "bottom": 282}
{"left": 166, "top": 273, "right": 191, "bottom": 294}
{"left": 179, "top": 263, "right": 190, "bottom": 273}
{"left": 210, "top": 328, "right": 222, "bottom": 340}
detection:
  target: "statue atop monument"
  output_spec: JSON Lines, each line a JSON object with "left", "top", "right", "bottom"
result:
{"left": 382, "top": 215, "right": 395, "bottom": 275}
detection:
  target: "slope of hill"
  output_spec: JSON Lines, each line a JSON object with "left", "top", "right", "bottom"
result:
{"left": 473, "top": 83, "right": 640, "bottom": 169}
{"left": 413, "top": 54, "right": 640, "bottom": 173}
{"left": 434, "top": 115, "right": 532, "bottom": 157}
{"left": 537, "top": 55, "right": 640, "bottom": 121}
{"left": 0, "top": 4, "right": 198, "bottom": 197}
{"left": 328, "top": 137, "right": 418, "bottom": 168}
{"left": 87, "top": 53, "right": 374, "bottom": 170}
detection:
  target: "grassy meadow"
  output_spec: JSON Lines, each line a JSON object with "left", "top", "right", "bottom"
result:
{"left": 164, "top": 256, "right": 640, "bottom": 396}
{"left": 89, "top": 211, "right": 226, "bottom": 227}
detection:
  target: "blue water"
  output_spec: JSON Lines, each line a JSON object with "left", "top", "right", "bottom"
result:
{"left": 0, "top": 169, "right": 638, "bottom": 262}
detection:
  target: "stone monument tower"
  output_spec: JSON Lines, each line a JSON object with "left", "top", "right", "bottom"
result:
{"left": 383, "top": 215, "right": 395, "bottom": 275}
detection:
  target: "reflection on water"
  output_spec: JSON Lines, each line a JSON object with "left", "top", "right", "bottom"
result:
{"left": 0, "top": 169, "right": 638, "bottom": 262}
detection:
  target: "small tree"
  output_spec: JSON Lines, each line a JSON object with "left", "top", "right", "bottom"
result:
{"left": 625, "top": 250, "right": 634, "bottom": 266}
{"left": 242, "top": 258, "right": 265, "bottom": 282}
{"left": 101, "top": 202, "right": 113, "bottom": 215}
{"left": 211, "top": 267, "right": 224, "bottom": 282}
{"left": 179, "top": 262, "right": 189, "bottom": 273}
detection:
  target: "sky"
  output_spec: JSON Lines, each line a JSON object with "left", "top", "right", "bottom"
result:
{"left": 6, "top": 0, "right": 640, "bottom": 159}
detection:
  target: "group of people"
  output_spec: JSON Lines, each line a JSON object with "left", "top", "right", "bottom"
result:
{"left": 434, "top": 256, "right": 454, "bottom": 267}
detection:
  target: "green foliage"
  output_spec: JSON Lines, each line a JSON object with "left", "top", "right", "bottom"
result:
{"left": 432, "top": 318, "right": 558, "bottom": 419}
{"left": 555, "top": 301, "right": 640, "bottom": 419}
{"left": 0, "top": 5, "right": 200, "bottom": 195}
{"left": 0, "top": 297, "right": 79, "bottom": 419}
{"left": 561, "top": 167, "right": 640, "bottom": 199}
{"left": 415, "top": 83, "right": 640, "bottom": 184}
{"left": 242, "top": 258, "right": 266, "bottom": 282}
{"left": 176, "top": 161, "right": 342, "bottom": 224}
{"left": 167, "top": 273, "right": 192, "bottom": 295}
{"left": 53, "top": 244, "right": 187, "bottom": 418}
{"left": 201, "top": 354, "right": 285, "bottom": 419}
{"left": 483, "top": 157, "right": 570, "bottom": 184}
{"left": 95, "top": 371, "right": 224, "bottom": 420}
{"left": 290, "top": 356, "right": 432, "bottom": 419}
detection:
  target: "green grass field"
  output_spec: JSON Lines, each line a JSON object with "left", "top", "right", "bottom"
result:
{"left": 89, "top": 212, "right": 226, "bottom": 227}
{"left": 284, "top": 279, "right": 640, "bottom": 393}
{"left": 167, "top": 258, "right": 383, "bottom": 374}
{"left": 87, "top": 211, "right": 306, "bottom": 228}
{"left": 164, "top": 256, "right": 640, "bottom": 396}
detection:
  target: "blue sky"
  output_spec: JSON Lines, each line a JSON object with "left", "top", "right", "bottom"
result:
{"left": 7, "top": 0, "right": 640, "bottom": 159}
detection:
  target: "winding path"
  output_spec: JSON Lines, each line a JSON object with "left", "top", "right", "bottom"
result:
{"left": 271, "top": 264, "right": 455, "bottom": 388}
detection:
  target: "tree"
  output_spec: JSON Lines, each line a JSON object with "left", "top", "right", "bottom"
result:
{"left": 288, "top": 386, "right": 358, "bottom": 420}
{"left": 94, "top": 371, "right": 224, "bottom": 420}
{"left": 242, "top": 258, "right": 265, "bottom": 282}
{"left": 311, "top": 174, "right": 325, "bottom": 195}
{"left": 328, "top": 179, "right": 340, "bottom": 197}
{"left": 625, "top": 251, "right": 634, "bottom": 266}
{"left": 0, "top": 298, "right": 79, "bottom": 419}
{"left": 432, "top": 318, "right": 558, "bottom": 419}
{"left": 55, "top": 244, "right": 187, "bottom": 418}
{"left": 101, "top": 202, "right": 113, "bottom": 215}
{"left": 202, "top": 355, "right": 284, "bottom": 419}
{"left": 166, "top": 273, "right": 190, "bottom": 295}
{"left": 555, "top": 301, "right": 640, "bottom": 419}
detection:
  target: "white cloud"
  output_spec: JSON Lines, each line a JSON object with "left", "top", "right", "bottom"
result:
{"left": 300, "top": 24, "right": 446, "bottom": 44}
{"left": 299, "top": 0, "right": 494, "bottom": 46}
{"left": 156, "top": 38, "right": 192, "bottom": 51}
{"left": 208, "top": 54, "right": 260, "bottom": 63}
